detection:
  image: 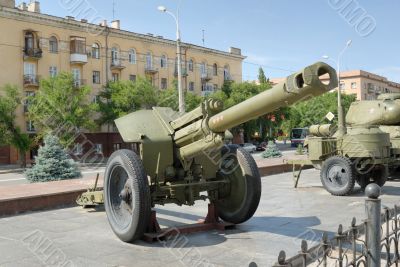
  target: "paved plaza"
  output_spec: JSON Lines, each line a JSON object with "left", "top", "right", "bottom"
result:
{"left": 1, "top": 169, "right": 400, "bottom": 267}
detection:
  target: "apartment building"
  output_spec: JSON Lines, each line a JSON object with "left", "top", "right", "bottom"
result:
{"left": 271, "top": 69, "right": 400, "bottom": 101}
{"left": 0, "top": 0, "right": 245, "bottom": 164}
{"left": 330, "top": 70, "right": 400, "bottom": 100}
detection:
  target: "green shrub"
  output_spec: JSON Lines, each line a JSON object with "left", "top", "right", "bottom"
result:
{"left": 262, "top": 141, "right": 282, "bottom": 158}
{"left": 25, "top": 135, "right": 81, "bottom": 182}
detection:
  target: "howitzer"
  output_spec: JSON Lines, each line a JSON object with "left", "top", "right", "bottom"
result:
{"left": 293, "top": 94, "right": 397, "bottom": 196}
{"left": 99, "top": 62, "right": 337, "bottom": 242}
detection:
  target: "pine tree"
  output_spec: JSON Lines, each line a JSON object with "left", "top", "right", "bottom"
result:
{"left": 25, "top": 135, "right": 81, "bottom": 182}
{"left": 258, "top": 67, "right": 267, "bottom": 84}
{"left": 262, "top": 141, "right": 282, "bottom": 158}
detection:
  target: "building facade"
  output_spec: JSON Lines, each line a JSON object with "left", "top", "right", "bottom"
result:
{"left": 0, "top": 0, "right": 245, "bottom": 164}
{"left": 329, "top": 70, "right": 400, "bottom": 100}
{"left": 271, "top": 69, "right": 400, "bottom": 101}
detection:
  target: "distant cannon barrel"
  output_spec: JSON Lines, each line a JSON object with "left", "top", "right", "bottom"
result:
{"left": 208, "top": 62, "right": 338, "bottom": 133}
{"left": 309, "top": 124, "right": 333, "bottom": 137}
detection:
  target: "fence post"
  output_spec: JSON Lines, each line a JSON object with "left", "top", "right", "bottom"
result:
{"left": 365, "top": 183, "right": 381, "bottom": 267}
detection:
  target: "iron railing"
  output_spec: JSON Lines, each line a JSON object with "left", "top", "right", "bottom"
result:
{"left": 23, "top": 48, "right": 42, "bottom": 59}
{"left": 23, "top": 75, "right": 40, "bottom": 86}
{"left": 272, "top": 184, "right": 399, "bottom": 267}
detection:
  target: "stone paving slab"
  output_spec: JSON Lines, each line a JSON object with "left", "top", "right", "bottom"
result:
{"left": 0, "top": 154, "right": 306, "bottom": 216}
{"left": 1, "top": 169, "right": 400, "bottom": 267}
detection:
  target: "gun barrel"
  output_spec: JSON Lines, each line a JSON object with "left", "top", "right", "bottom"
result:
{"left": 208, "top": 62, "right": 338, "bottom": 133}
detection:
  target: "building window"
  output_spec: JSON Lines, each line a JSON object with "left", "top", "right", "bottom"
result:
{"left": 73, "top": 143, "right": 83, "bottom": 155}
{"left": 200, "top": 62, "right": 206, "bottom": 75}
{"left": 95, "top": 144, "right": 103, "bottom": 154}
{"left": 49, "top": 36, "right": 58, "bottom": 53}
{"left": 26, "top": 120, "right": 35, "bottom": 132}
{"left": 189, "top": 82, "right": 195, "bottom": 91}
{"left": 113, "top": 143, "right": 121, "bottom": 151}
{"left": 188, "top": 59, "right": 194, "bottom": 72}
{"left": 93, "top": 71, "right": 100, "bottom": 84}
{"left": 339, "top": 83, "right": 345, "bottom": 90}
{"left": 24, "top": 62, "right": 37, "bottom": 83}
{"left": 49, "top": 66, "right": 57, "bottom": 78}
{"left": 129, "top": 49, "right": 136, "bottom": 64}
{"left": 72, "top": 68, "right": 81, "bottom": 87}
{"left": 70, "top": 37, "right": 86, "bottom": 54}
{"left": 213, "top": 63, "right": 218, "bottom": 76}
{"left": 92, "top": 43, "right": 100, "bottom": 59}
{"left": 224, "top": 65, "right": 231, "bottom": 81}
{"left": 112, "top": 73, "right": 119, "bottom": 82}
{"left": 351, "top": 82, "right": 357, "bottom": 89}
{"left": 146, "top": 52, "right": 153, "bottom": 69}
{"left": 160, "top": 55, "right": 167, "bottom": 68}
{"left": 161, "top": 78, "right": 167, "bottom": 89}
{"left": 129, "top": 75, "right": 136, "bottom": 82}
{"left": 24, "top": 91, "right": 35, "bottom": 112}
{"left": 92, "top": 95, "right": 100, "bottom": 104}
{"left": 25, "top": 32, "right": 35, "bottom": 51}
{"left": 24, "top": 62, "right": 36, "bottom": 76}
{"left": 111, "top": 47, "right": 119, "bottom": 65}
{"left": 214, "top": 84, "right": 218, "bottom": 91}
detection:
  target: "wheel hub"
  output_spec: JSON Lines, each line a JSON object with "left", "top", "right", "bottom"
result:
{"left": 119, "top": 183, "right": 132, "bottom": 203}
{"left": 327, "top": 165, "right": 347, "bottom": 186}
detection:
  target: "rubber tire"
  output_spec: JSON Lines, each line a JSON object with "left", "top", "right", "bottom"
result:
{"left": 370, "top": 166, "right": 388, "bottom": 187}
{"left": 320, "top": 156, "right": 356, "bottom": 196}
{"left": 216, "top": 146, "right": 261, "bottom": 224}
{"left": 356, "top": 175, "right": 368, "bottom": 191}
{"left": 104, "top": 149, "right": 151, "bottom": 243}
{"left": 356, "top": 165, "right": 388, "bottom": 190}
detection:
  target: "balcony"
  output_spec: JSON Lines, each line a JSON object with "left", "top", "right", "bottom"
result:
{"left": 70, "top": 37, "right": 88, "bottom": 64}
{"left": 70, "top": 53, "right": 88, "bottom": 64}
{"left": 23, "top": 75, "right": 40, "bottom": 87}
{"left": 73, "top": 79, "right": 87, "bottom": 88}
{"left": 174, "top": 68, "right": 188, "bottom": 77}
{"left": 201, "top": 70, "right": 213, "bottom": 82}
{"left": 23, "top": 48, "right": 42, "bottom": 60}
{"left": 145, "top": 65, "right": 158, "bottom": 74}
{"left": 110, "top": 61, "right": 126, "bottom": 70}
{"left": 201, "top": 84, "right": 214, "bottom": 97}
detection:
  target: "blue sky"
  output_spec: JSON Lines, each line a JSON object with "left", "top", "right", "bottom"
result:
{"left": 31, "top": 0, "right": 399, "bottom": 82}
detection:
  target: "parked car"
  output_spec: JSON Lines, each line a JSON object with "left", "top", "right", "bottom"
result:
{"left": 290, "top": 128, "right": 309, "bottom": 147}
{"left": 239, "top": 143, "right": 257, "bottom": 153}
{"left": 256, "top": 142, "right": 266, "bottom": 151}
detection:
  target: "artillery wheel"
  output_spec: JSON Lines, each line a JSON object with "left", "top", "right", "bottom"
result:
{"left": 104, "top": 149, "right": 151, "bottom": 243}
{"left": 215, "top": 145, "right": 261, "bottom": 224}
{"left": 320, "top": 156, "right": 355, "bottom": 196}
{"left": 356, "top": 165, "right": 388, "bottom": 191}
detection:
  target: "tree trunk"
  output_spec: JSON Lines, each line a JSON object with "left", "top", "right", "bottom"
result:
{"left": 19, "top": 149, "right": 26, "bottom": 168}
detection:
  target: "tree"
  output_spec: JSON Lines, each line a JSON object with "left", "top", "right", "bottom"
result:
{"left": 0, "top": 85, "right": 31, "bottom": 167}
{"left": 157, "top": 87, "right": 202, "bottom": 112}
{"left": 97, "top": 77, "right": 158, "bottom": 127}
{"left": 258, "top": 67, "right": 267, "bottom": 84}
{"left": 208, "top": 81, "right": 274, "bottom": 142}
{"left": 25, "top": 135, "right": 81, "bottom": 182}
{"left": 281, "top": 92, "right": 357, "bottom": 134}
{"left": 29, "top": 73, "right": 97, "bottom": 146}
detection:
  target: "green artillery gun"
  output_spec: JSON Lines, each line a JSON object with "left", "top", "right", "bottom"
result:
{"left": 346, "top": 93, "right": 400, "bottom": 178}
{"left": 291, "top": 94, "right": 399, "bottom": 196}
{"left": 81, "top": 62, "right": 337, "bottom": 242}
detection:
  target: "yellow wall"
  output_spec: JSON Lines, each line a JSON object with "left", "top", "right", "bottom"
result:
{"left": 0, "top": 6, "right": 244, "bottom": 132}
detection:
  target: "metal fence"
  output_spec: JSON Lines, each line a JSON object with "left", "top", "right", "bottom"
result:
{"left": 272, "top": 184, "right": 399, "bottom": 267}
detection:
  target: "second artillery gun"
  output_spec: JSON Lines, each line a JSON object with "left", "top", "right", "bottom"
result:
{"left": 80, "top": 62, "right": 337, "bottom": 242}
{"left": 291, "top": 93, "right": 400, "bottom": 196}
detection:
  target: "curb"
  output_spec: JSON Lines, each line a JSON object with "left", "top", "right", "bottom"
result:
{"left": 0, "top": 163, "right": 311, "bottom": 217}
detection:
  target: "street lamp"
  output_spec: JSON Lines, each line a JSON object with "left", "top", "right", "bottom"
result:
{"left": 322, "top": 39, "right": 352, "bottom": 137}
{"left": 158, "top": 5, "right": 185, "bottom": 113}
